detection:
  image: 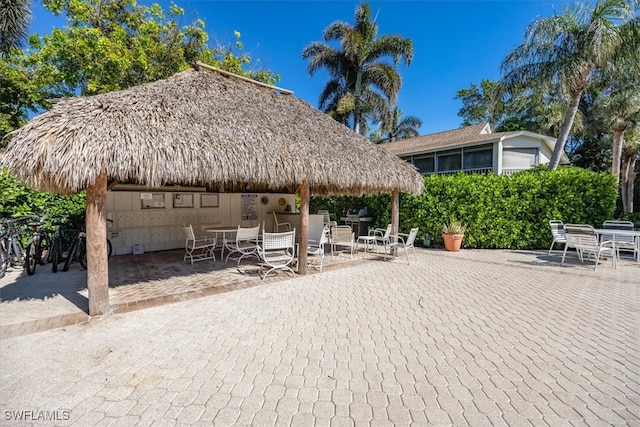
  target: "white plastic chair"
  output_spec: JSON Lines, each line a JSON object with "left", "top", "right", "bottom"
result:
{"left": 388, "top": 227, "right": 419, "bottom": 264}
{"left": 225, "top": 225, "right": 260, "bottom": 265}
{"left": 562, "top": 224, "right": 616, "bottom": 271}
{"left": 602, "top": 220, "right": 637, "bottom": 261}
{"left": 182, "top": 224, "right": 216, "bottom": 264}
{"left": 548, "top": 220, "right": 567, "bottom": 254}
{"left": 258, "top": 229, "right": 296, "bottom": 279}
{"left": 308, "top": 225, "right": 330, "bottom": 271}
{"left": 330, "top": 225, "right": 354, "bottom": 257}
{"left": 272, "top": 212, "right": 291, "bottom": 232}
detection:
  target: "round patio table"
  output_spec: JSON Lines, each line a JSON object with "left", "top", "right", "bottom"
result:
{"left": 204, "top": 226, "right": 238, "bottom": 260}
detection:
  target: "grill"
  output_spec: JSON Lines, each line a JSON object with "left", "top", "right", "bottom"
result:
{"left": 341, "top": 208, "right": 374, "bottom": 236}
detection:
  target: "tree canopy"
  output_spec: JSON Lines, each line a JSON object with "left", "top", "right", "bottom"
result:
{"left": 501, "top": 0, "right": 639, "bottom": 170}
{"left": 0, "top": 0, "right": 278, "bottom": 147}
{"left": 302, "top": 2, "right": 414, "bottom": 135}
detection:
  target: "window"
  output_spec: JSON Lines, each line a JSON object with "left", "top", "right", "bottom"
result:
{"left": 503, "top": 148, "right": 538, "bottom": 169}
{"left": 437, "top": 150, "right": 462, "bottom": 172}
{"left": 464, "top": 146, "right": 493, "bottom": 170}
{"left": 412, "top": 155, "right": 434, "bottom": 174}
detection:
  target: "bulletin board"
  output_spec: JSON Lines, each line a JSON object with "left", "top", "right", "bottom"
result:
{"left": 173, "top": 193, "right": 194, "bottom": 208}
{"left": 200, "top": 193, "right": 219, "bottom": 208}
{"left": 140, "top": 193, "right": 166, "bottom": 209}
{"left": 241, "top": 194, "right": 258, "bottom": 221}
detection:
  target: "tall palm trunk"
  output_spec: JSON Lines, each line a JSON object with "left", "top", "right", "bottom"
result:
{"left": 549, "top": 89, "right": 582, "bottom": 170}
{"left": 353, "top": 71, "right": 363, "bottom": 134}
{"left": 611, "top": 129, "right": 625, "bottom": 184}
{"left": 621, "top": 145, "right": 637, "bottom": 213}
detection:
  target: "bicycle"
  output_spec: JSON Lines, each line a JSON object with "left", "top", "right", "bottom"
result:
{"left": 48, "top": 218, "right": 71, "bottom": 273}
{"left": 0, "top": 218, "right": 26, "bottom": 269}
{"left": 23, "top": 215, "right": 52, "bottom": 275}
{"left": 0, "top": 226, "right": 10, "bottom": 279}
{"left": 63, "top": 220, "right": 113, "bottom": 272}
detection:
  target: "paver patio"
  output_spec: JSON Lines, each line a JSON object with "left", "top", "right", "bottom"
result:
{"left": 1, "top": 248, "right": 639, "bottom": 426}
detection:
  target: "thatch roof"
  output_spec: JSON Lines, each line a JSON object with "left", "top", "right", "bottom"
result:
{"left": 2, "top": 67, "right": 423, "bottom": 196}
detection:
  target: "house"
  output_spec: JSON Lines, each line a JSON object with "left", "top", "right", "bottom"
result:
{"left": 383, "top": 123, "right": 570, "bottom": 175}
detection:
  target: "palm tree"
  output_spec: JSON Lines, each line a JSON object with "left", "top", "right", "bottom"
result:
{"left": 621, "top": 134, "right": 639, "bottom": 213}
{"left": 371, "top": 106, "right": 422, "bottom": 143}
{"left": 595, "top": 74, "right": 640, "bottom": 185}
{"left": 0, "top": 0, "right": 31, "bottom": 56}
{"left": 302, "top": 2, "right": 413, "bottom": 134}
{"left": 501, "top": 0, "right": 639, "bottom": 170}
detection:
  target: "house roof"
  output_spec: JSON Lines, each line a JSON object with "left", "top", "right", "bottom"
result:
{"left": 2, "top": 67, "right": 424, "bottom": 196}
{"left": 382, "top": 123, "right": 569, "bottom": 164}
{"left": 383, "top": 123, "right": 512, "bottom": 155}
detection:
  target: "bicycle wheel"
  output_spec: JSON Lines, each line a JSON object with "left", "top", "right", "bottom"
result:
{"left": 25, "top": 243, "right": 37, "bottom": 275}
{"left": 37, "top": 233, "right": 51, "bottom": 265}
{"left": 62, "top": 239, "right": 77, "bottom": 272}
{"left": 0, "top": 241, "right": 9, "bottom": 279}
{"left": 10, "top": 240, "right": 24, "bottom": 267}
{"left": 51, "top": 241, "right": 60, "bottom": 273}
{"left": 107, "top": 239, "right": 113, "bottom": 259}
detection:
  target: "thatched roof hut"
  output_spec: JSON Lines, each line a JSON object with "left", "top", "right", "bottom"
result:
{"left": 3, "top": 66, "right": 423, "bottom": 196}
{"left": 2, "top": 65, "right": 424, "bottom": 316}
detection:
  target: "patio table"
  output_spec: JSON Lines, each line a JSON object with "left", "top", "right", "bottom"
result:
{"left": 204, "top": 226, "right": 238, "bottom": 260}
{"left": 593, "top": 228, "right": 640, "bottom": 264}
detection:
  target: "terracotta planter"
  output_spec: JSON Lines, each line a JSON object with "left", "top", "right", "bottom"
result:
{"left": 442, "top": 233, "right": 464, "bottom": 252}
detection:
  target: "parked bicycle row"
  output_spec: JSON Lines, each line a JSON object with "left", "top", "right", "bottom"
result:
{"left": 0, "top": 214, "right": 112, "bottom": 279}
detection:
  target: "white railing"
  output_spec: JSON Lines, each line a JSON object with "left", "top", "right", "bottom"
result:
{"left": 423, "top": 167, "right": 493, "bottom": 176}
{"left": 501, "top": 168, "right": 529, "bottom": 176}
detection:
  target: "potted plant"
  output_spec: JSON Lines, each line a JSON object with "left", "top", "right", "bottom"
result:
{"left": 422, "top": 233, "right": 431, "bottom": 248}
{"left": 442, "top": 218, "right": 466, "bottom": 252}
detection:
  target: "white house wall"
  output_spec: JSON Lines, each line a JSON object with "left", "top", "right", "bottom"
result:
{"left": 106, "top": 191, "right": 296, "bottom": 255}
{"left": 500, "top": 135, "right": 555, "bottom": 170}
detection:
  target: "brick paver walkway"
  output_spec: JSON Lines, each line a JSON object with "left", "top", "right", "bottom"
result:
{"left": 1, "top": 249, "right": 639, "bottom": 426}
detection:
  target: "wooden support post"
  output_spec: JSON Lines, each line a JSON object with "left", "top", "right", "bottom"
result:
{"left": 298, "top": 181, "right": 310, "bottom": 275}
{"left": 86, "top": 173, "right": 110, "bottom": 316}
{"left": 391, "top": 189, "right": 400, "bottom": 257}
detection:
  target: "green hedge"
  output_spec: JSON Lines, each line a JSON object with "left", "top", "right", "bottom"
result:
{"left": 311, "top": 167, "right": 617, "bottom": 250}
{"left": 0, "top": 167, "right": 86, "bottom": 224}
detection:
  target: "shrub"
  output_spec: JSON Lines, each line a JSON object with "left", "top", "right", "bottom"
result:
{"left": 0, "top": 167, "right": 86, "bottom": 224}
{"left": 311, "top": 167, "right": 617, "bottom": 250}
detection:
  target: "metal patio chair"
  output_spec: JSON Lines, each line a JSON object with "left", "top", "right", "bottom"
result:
{"left": 182, "top": 224, "right": 216, "bottom": 264}
{"left": 602, "top": 220, "right": 637, "bottom": 261}
{"left": 388, "top": 227, "right": 420, "bottom": 264}
{"left": 307, "top": 225, "right": 330, "bottom": 271}
{"left": 562, "top": 224, "right": 616, "bottom": 271}
{"left": 225, "top": 225, "right": 260, "bottom": 265}
{"left": 258, "top": 229, "right": 296, "bottom": 280}
{"left": 548, "top": 220, "right": 567, "bottom": 254}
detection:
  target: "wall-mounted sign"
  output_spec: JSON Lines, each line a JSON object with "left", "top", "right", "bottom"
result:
{"left": 241, "top": 194, "right": 258, "bottom": 221}
{"left": 201, "top": 193, "right": 219, "bottom": 208}
{"left": 173, "top": 193, "right": 194, "bottom": 208}
{"left": 141, "top": 193, "right": 165, "bottom": 209}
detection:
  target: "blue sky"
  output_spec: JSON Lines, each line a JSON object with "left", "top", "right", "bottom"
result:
{"left": 28, "top": 0, "right": 573, "bottom": 135}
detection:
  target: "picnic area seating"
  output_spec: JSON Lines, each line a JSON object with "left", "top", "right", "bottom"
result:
{"left": 258, "top": 229, "right": 296, "bottom": 280}
{"left": 307, "top": 225, "right": 330, "bottom": 271}
{"left": 182, "top": 224, "right": 216, "bottom": 264}
{"left": 602, "top": 220, "right": 638, "bottom": 261}
{"left": 388, "top": 227, "right": 419, "bottom": 264}
{"left": 562, "top": 224, "right": 616, "bottom": 271}
{"left": 330, "top": 225, "right": 354, "bottom": 257}
{"left": 225, "top": 225, "right": 260, "bottom": 265}
{"left": 548, "top": 220, "right": 567, "bottom": 254}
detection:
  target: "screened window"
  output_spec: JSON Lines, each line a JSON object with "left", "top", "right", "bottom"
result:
{"left": 437, "top": 150, "right": 462, "bottom": 172}
{"left": 412, "top": 155, "right": 434, "bottom": 174}
{"left": 464, "top": 146, "right": 493, "bottom": 170}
